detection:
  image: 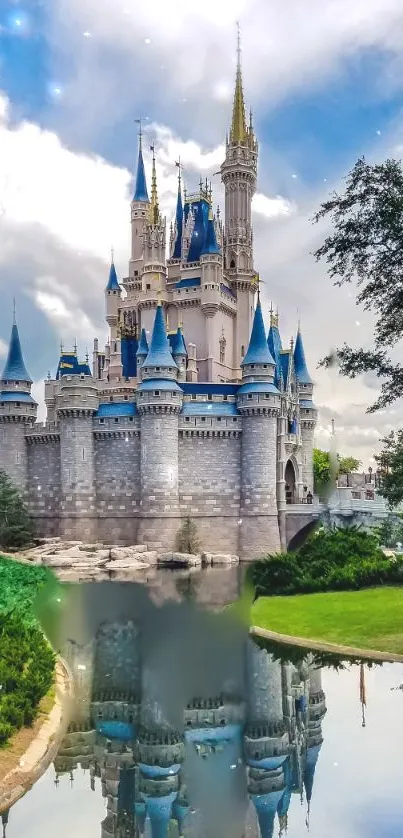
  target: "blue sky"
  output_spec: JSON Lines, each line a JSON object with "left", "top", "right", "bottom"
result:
{"left": 1, "top": 0, "right": 403, "bottom": 461}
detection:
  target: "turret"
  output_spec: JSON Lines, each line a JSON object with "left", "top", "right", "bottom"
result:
{"left": 237, "top": 298, "right": 281, "bottom": 558}
{"left": 129, "top": 126, "right": 150, "bottom": 279}
{"left": 294, "top": 325, "right": 317, "bottom": 493}
{"left": 267, "top": 307, "right": 282, "bottom": 389}
{"left": 56, "top": 361, "right": 99, "bottom": 541}
{"left": 105, "top": 253, "right": 123, "bottom": 380}
{"left": 170, "top": 165, "right": 183, "bottom": 261}
{"left": 221, "top": 25, "right": 258, "bottom": 370}
{"left": 143, "top": 145, "right": 166, "bottom": 295}
{"left": 0, "top": 314, "right": 37, "bottom": 490}
{"left": 137, "top": 303, "right": 183, "bottom": 549}
{"left": 136, "top": 328, "right": 149, "bottom": 367}
{"left": 200, "top": 209, "right": 223, "bottom": 377}
{"left": 171, "top": 327, "right": 187, "bottom": 382}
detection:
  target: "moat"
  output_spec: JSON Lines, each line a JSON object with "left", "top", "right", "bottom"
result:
{"left": 3, "top": 572, "right": 403, "bottom": 837}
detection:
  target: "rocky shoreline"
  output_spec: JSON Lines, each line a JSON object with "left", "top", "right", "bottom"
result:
{"left": 17, "top": 538, "right": 240, "bottom": 579}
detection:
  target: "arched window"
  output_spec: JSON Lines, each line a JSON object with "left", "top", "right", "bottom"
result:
{"left": 230, "top": 258, "right": 235, "bottom": 269}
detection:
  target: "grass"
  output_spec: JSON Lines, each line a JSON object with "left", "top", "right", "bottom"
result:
{"left": 252, "top": 586, "right": 403, "bottom": 655}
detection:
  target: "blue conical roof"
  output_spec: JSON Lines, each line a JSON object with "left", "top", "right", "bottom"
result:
{"left": 304, "top": 743, "right": 322, "bottom": 803}
{"left": 268, "top": 321, "right": 282, "bottom": 387}
{"left": 202, "top": 215, "right": 221, "bottom": 255}
{"left": 172, "top": 182, "right": 183, "bottom": 260}
{"left": 136, "top": 327, "right": 149, "bottom": 358}
{"left": 171, "top": 327, "right": 187, "bottom": 357}
{"left": 133, "top": 138, "right": 149, "bottom": 203}
{"left": 294, "top": 328, "right": 312, "bottom": 384}
{"left": 2, "top": 323, "right": 32, "bottom": 383}
{"left": 105, "top": 260, "right": 120, "bottom": 291}
{"left": 142, "top": 305, "right": 178, "bottom": 370}
{"left": 241, "top": 300, "right": 274, "bottom": 367}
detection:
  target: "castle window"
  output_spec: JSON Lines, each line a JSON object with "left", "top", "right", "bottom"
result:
{"left": 247, "top": 394, "right": 253, "bottom": 400}
{"left": 124, "top": 395, "right": 128, "bottom": 401}
{"left": 185, "top": 417, "right": 190, "bottom": 422}
{"left": 16, "top": 402, "right": 20, "bottom": 407}
{"left": 114, "top": 418, "right": 119, "bottom": 423}
{"left": 146, "top": 283, "right": 151, "bottom": 290}
{"left": 217, "top": 417, "right": 222, "bottom": 422}
{"left": 99, "top": 419, "right": 104, "bottom": 424}
{"left": 241, "top": 345, "right": 245, "bottom": 356}
{"left": 201, "top": 417, "right": 206, "bottom": 422}
{"left": 233, "top": 418, "right": 237, "bottom": 422}
{"left": 82, "top": 448, "right": 86, "bottom": 461}
{"left": 191, "top": 394, "right": 197, "bottom": 400}
{"left": 263, "top": 365, "right": 267, "bottom": 369}
{"left": 156, "top": 367, "right": 161, "bottom": 372}
{"left": 223, "top": 395, "right": 228, "bottom": 401}
{"left": 129, "top": 417, "right": 134, "bottom": 422}
{"left": 250, "top": 364, "right": 255, "bottom": 369}
{"left": 134, "top": 270, "right": 138, "bottom": 276}
{"left": 110, "top": 396, "right": 113, "bottom": 402}
{"left": 15, "top": 451, "right": 20, "bottom": 464}
{"left": 230, "top": 259, "right": 235, "bottom": 269}
{"left": 154, "top": 391, "right": 160, "bottom": 397}
{"left": 208, "top": 394, "right": 212, "bottom": 401}
{"left": 114, "top": 342, "right": 117, "bottom": 352}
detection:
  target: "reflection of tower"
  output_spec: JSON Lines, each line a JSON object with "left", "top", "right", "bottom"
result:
{"left": 360, "top": 662, "right": 367, "bottom": 728}
{"left": 303, "top": 659, "right": 327, "bottom": 829}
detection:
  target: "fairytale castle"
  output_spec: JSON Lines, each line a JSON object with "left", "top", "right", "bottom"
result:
{"left": 0, "top": 40, "right": 318, "bottom": 559}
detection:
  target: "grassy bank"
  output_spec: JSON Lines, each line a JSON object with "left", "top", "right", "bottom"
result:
{"left": 252, "top": 587, "right": 403, "bottom": 655}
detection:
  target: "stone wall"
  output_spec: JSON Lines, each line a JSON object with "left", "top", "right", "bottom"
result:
{"left": 239, "top": 414, "right": 281, "bottom": 557}
{"left": 27, "top": 437, "right": 61, "bottom": 532}
{"left": 94, "top": 426, "right": 140, "bottom": 543}
{"left": 0, "top": 421, "right": 31, "bottom": 491}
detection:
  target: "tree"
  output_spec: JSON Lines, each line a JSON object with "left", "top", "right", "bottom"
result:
{"left": 338, "top": 455, "right": 362, "bottom": 474}
{"left": 312, "top": 156, "right": 403, "bottom": 412}
{"left": 175, "top": 517, "right": 201, "bottom": 555}
{"left": 0, "top": 470, "right": 34, "bottom": 550}
{"left": 313, "top": 448, "right": 361, "bottom": 494}
{"left": 374, "top": 430, "right": 403, "bottom": 507}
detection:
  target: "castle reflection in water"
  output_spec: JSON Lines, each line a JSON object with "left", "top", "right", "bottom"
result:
{"left": 50, "top": 582, "right": 327, "bottom": 838}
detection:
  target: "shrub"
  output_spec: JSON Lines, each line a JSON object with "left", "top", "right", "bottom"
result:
{"left": 176, "top": 517, "right": 201, "bottom": 554}
{"left": 0, "top": 470, "right": 34, "bottom": 550}
{"left": 247, "top": 525, "right": 403, "bottom": 597}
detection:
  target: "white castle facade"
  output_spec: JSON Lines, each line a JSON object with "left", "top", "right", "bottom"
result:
{"left": 0, "top": 43, "right": 318, "bottom": 559}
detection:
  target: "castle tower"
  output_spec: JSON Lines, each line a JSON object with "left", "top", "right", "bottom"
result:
{"left": 221, "top": 26, "right": 258, "bottom": 371}
{"left": 200, "top": 210, "right": 224, "bottom": 380}
{"left": 171, "top": 326, "right": 187, "bottom": 382}
{"left": 293, "top": 326, "right": 317, "bottom": 493}
{"left": 237, "top": 298, "right": 281, "bottom": 558}
{"left": 0, "top": 315, "right": 37, "bottom": 491}
{"left": 56, "top": 366, "right": 99, "bottom": 541}
{"left": 143, "top": 146, "right": 166, "bottom": 297}
{"left": 137, "top": 303, "right": 183, "bottom": 548}
{"left": 136, "top": 328, "right": 149, "bottom": 368}
{"left": 170, "top": 166, "right": 183, "bottom": 262}
{"left": 105, "top": 254, "right": 123, "bottom": 381}
{"left": 129, "top": 127, "right": 150, "bottom": 280}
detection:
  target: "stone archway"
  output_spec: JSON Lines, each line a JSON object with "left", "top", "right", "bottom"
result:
{"left": 285, "top": 459, "right": 297, "bottom": 505}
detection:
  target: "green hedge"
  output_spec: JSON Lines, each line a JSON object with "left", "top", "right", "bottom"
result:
{"left": 0, "top": 557, "right": 57, "bottom": 747}
{"left": 247, "top": 526, "right": 403, "bottom": 597}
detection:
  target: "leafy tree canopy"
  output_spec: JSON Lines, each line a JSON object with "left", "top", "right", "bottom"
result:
{"left": 312, "top": 156, "right": 403, "bottom": 412}
{"left": 313, "top": 448, "right": 361, "bottom": 493}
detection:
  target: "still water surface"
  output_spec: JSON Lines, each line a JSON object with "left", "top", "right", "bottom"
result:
{"left": 4, "top": 570, "right": 403, "bottom": 838}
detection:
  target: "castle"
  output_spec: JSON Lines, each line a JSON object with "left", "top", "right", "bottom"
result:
{"left": 0, "top": 39, "right": 317, "bottom": 559}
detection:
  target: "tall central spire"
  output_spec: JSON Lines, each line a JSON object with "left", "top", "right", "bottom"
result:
{"left": 149, "top": 144, "right": 160, "bottom": 224}
{"left": 133, "top": 121, "right": 149, "bottom": 203}
{"left": 230, "top": 22, "right": 247, "bottom": 145}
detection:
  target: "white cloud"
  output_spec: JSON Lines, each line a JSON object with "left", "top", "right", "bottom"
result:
{"left": 253, "top": 193, "right": 295, "bottom": 219}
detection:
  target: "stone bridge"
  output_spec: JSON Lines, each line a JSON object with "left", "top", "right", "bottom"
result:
{"left": 284, "top": 486, "right": 388, "bottom": 550}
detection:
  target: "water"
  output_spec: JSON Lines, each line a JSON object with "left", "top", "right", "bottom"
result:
{"left": 3, "top": 571, "right": 403, "bottom": 837}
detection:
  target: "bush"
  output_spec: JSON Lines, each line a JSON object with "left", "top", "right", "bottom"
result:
{"left": 247, "top": 525, "right": 403, "bottom": 597}
{"left": 176, "top": 517, "right": 201, "bottom": 554}
{"left": 0, "top": 613, "right": 55, "bottom": 747}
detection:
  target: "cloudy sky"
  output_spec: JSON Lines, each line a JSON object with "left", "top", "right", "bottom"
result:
{"left": 2, "top": 0, "right": 403, "bottom": 465}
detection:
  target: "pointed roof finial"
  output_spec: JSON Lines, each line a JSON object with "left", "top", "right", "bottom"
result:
{"left": 12, "top": 297, "right": 16, "bottom": 325}
{"left": 74, "top": 338, "right": 77, "bottom": 354}
{"left": 231, "top": 21, "right": 247, "bottom": 144}
{"left": 149, "top": 143, "right": 160, "bottom": 224}
{"left": 111, "top": 245, "right": 114, "bottom": 264}
{"left": 133, "top": 119, "right": 149, "bottom": 202}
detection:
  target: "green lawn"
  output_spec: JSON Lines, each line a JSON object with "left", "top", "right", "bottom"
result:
{"left": 252, "top": 587, "right": 403, "bottom": 655}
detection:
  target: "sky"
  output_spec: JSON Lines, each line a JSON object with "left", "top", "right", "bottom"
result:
{"left": 2, "top": 0, "right": 403, "bottom": 465}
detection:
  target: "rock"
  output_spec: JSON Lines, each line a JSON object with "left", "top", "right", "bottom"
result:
{"left": 79, "top": 543, "right": 105, "bottom": 552}
{"left": 209, "top": 553, "right": 239, "bottom": 565}
{"left": 202, "top": 553, "right": 213, "bottom": 566}
{"left": 158, "top": 552, "right": 202, "bottom": 568}
{"left": 104, "top": 559, "right": 149, "bottom": 571}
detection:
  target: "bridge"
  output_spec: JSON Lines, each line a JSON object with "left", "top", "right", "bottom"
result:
{"left": 284, "top": 482, "right": 388, "bottom": 550}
